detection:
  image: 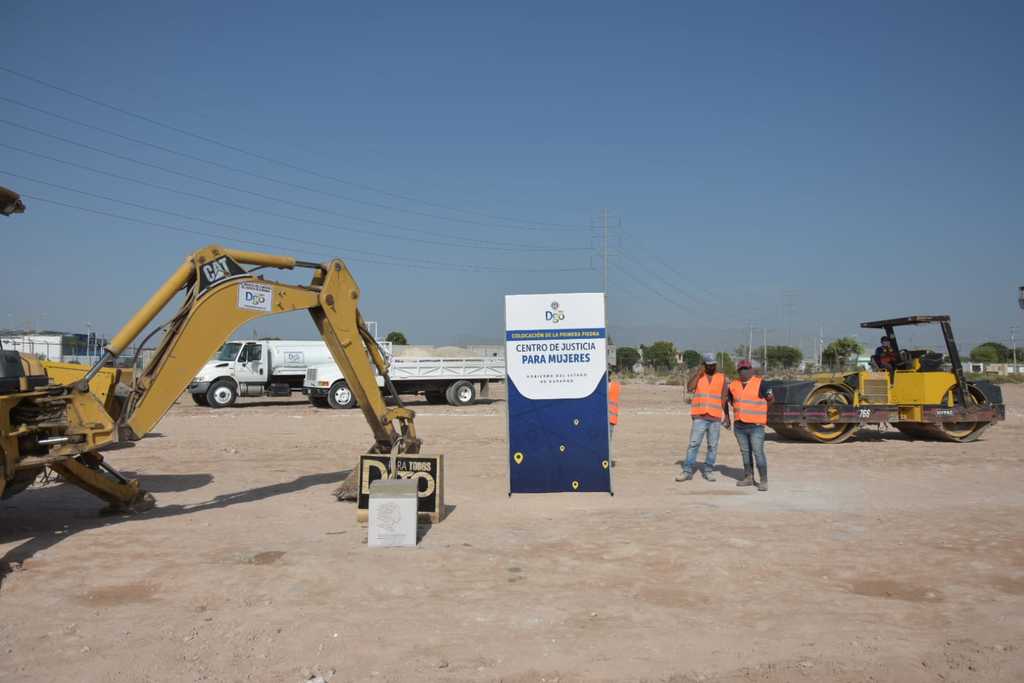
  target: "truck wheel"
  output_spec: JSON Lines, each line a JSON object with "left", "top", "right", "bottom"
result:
{"left": 425, "top": 389, "right": 447, "bottom": 404}
{"left": 447, "top": 380, "right": 477, "bottom": 406}
{"left": 327, "top": 381, "right": 357, "bottom": 409}
{"left": 206, "top": 380, "right": 237, "bottom": 408}
{"left": 191, "top": 393, "right": 209, "bottom": 406}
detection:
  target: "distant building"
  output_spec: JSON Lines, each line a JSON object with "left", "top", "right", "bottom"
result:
{"left": 966, "top": 362, "right": 1024, "bottom": 375}
{"left": 0, "top": 330, "right": 107, "bottom": 362}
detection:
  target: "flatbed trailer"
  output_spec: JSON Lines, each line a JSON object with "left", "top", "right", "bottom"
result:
{"left": 304, "top": 354, "right": 505, "bottom": 408}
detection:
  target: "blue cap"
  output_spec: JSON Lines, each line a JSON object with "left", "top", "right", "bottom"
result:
{"left": 703, "top": 352, "right": 716, "bottom": 364}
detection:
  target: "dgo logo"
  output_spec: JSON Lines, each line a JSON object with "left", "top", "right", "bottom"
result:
{"left": 238, "top": 283, "right": 273, "bottom": 311}
{"left": 545, "top": 301, "right": 565, "bottom": 323}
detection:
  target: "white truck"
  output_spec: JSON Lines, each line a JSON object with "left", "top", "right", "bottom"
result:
{"left": 303, "top": 353, "right": 505, "bottom": 409}
{"left": 188, "top": 340, "right": 337, "bottom": 407}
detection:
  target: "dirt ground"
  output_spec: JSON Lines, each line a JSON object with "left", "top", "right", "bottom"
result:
{"left": 2, "top": 383, "right": 1023, "bottom": 682}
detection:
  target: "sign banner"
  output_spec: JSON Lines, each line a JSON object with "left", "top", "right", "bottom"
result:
{"left": 505, "top": 293, "right": 611, "bottom": 494}
{"left": 237, "top": 282, "right": 273, "bottom": 312}
{"left": 356, "top": 454, "right": 446, "bottom": 523}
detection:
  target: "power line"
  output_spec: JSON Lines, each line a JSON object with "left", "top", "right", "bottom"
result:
{"left": 0, "top": 122, "right": 586, "bottom": 253}
{"left": 634, "top": 238, "right": 723, "bottom": 304}
{"left": 20, "top": 193, "right": 595, "bottom": 275}
{"left": 9, "top": 173, "right": 501, "bottom": 270}
{"left": 0, "top": 66, "right": 588, "bottom": 230}
{"left": 610, "top": 261, "right": 702, "bottom": 317}
{"left": 620, "top": 246, "right": 704, "bottom": 307}
{"left": 0, "top": 96, "right": 583, "bottom": 236}
{"left": 3, "top": 142, "right": 580, "bottom": 257}
{"left": 614, "top": 252, "right": 742, "bottom": 328}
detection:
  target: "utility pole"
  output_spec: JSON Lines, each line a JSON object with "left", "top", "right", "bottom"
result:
{"left": 762, "top": 327, "right": 768, "bottom": 374}
{"left": 1012, "top": 325, "right": 1018, "bottom": 371}
{"left": 601, "top": 208, "right": 609, "bottom": 297}
{"left": 818, "top": 324, "right": 824, "bottom": 368}
{"left": 748, "top": 321, "right": 753, "bottom": 361}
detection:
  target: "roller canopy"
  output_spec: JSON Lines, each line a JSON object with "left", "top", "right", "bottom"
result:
{"left": 860, "top": 316, "right": 950, "bottom": 328}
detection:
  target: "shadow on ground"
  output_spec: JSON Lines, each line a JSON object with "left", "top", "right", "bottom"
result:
{"left": 395, "top": 397, "right": 504, "bottom": 408}
{"left": 219, "top": 400, "right": 308, "bottom": 409}
{"left": 416, "top": 504, "right": 457, "bottom": 543}
{"left": 0, "top": 469, "right": 350, "bottom": 587}
{"left": 765, "top": 428, "right": 913, "bottom": 444}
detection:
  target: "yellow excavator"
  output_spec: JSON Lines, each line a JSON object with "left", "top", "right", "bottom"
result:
{"left": 1, "top": 188, "right": 419, "bottom": 511}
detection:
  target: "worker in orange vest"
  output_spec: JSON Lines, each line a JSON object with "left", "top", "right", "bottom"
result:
{"left": 677, "top": 353, "right": 730, "bottom": 482}
{"left": 727, "top": 359, "right": 774, "bottom": 491}
{"left": 608, "top": 379, "right": 621, "bottom": 437}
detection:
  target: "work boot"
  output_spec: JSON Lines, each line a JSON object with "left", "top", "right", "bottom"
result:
{"left": 736, "top": 466, "right": 754, "bottom": 487}
{"left": 756, "top": 466, "right": 768, "bottom": 492}
{"left": 702, "top": 469, "right": 717, "bottom": 482}
{"left": 675, "top": 471, "right": 693, "bottom": 482}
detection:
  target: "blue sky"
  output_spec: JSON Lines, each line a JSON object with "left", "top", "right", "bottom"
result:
{"left": 2, "top": 1, "right": 1021, "bottom": 356}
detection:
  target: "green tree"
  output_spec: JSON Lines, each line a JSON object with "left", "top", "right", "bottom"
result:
{"left": 682, "top": 349, "right": 702, "bottom": 369}
{"left": 735, "top": 344, "right": 753, "bottom": 360}
{"left": 767, "top": 345, "right": 803, "bottom": 369}
{"left": 715, "top": 351, "right": 737, "bottom": 376}
{"left": 644, "top": 340, "right": 678, "bottom": 370}
{"left": 385, "top": 331, "right": 408, "bottom": 345}
{"left": 970, "top": 343, "right": 1003, "bottom": 363}
{"left": 822, "top": 337, "right": 864, "bottom": 369}
{"left": 615, "top": 346, "right": 640, "bottom": 371}
{"left": 970, "top": 342, "right": 1012, "bottom": 363}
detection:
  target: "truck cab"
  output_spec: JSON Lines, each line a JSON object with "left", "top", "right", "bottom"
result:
{"left": 189, "top": 340, "right": 332, "bottom": 407}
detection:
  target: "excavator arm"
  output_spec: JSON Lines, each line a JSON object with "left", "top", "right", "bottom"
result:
{"left": 9, "top": 245, "right": 418, "bottom": 511}
{"left": 97, "top": 245, "right": 419, "bottom": 454}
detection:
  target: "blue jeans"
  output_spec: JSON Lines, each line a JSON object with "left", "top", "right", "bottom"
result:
{"left": 734, "top": 423, "right": 766, "bottom": 471}
{"left": 684, "top": 417, "right": 721, "bottom": 474}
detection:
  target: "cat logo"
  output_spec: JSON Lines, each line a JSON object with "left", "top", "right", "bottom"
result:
{"left": 202, "top": 257, "right": 231, "bottom": 284}
{"left": 198, "top": 254, "right": 245, "bottom": 293}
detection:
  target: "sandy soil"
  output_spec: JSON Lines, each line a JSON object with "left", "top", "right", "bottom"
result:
{"left": 2, "top": 384, "right": 1023, "bottom": 682}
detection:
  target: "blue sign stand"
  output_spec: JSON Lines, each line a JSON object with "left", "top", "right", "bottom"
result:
{"left": 505, "top": 293, "right": 612, "bottom": 495}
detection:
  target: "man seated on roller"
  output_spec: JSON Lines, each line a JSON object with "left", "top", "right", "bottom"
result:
{"left": 873, "top": 336, "right": 898, "bottom": 372}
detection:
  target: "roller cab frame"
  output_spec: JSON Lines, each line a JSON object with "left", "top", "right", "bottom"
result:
{"left": 1, "top": 245, "right": 420, "bottom": 510}
{"left": 766, "top": 315, "right": 1005, "bottom": 443}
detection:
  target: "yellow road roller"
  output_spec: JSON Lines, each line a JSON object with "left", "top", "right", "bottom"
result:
{"left": 767, "top": 316, "right": 1005, "bottom": 443}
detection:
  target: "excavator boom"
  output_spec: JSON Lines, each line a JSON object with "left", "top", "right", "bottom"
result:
{"left": 2, "top": 243, "right": 419, "bottom": 510}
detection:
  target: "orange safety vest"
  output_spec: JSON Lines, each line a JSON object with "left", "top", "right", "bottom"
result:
{"left": 608, "top": 381, "right": 621, "bottom": 426}
{"left": 729, "top": 376, "right": 768, "bottom": 425}
{"left": 691, "top": 372, "right": 725, "bottom": 420}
